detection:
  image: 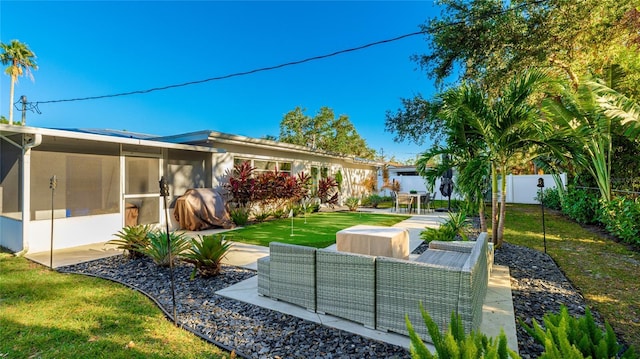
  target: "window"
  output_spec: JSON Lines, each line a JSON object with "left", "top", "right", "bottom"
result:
{"left": 31, "top": 150, "right": 120, "bottom": 219}
{"left": 233, "top": 157, "right": 292, "bottom": 175}
{"left": 0, "top": 137, "right": 22, "bottom": 218}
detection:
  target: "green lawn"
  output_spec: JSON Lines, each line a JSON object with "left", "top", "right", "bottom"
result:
{"left": 223, "top": 211, "right": 410, "bottom": 248}
{"left": 500, "top": 204, "right": 640, "bottom": 351}
{"left": 0, "top": 251, "right": 228, "bottom": 359}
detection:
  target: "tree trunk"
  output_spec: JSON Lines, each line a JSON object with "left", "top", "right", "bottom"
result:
{"left": 478, "top": 197, "right": 487, "bottom": 233}
{"left": 491, "top": 162, "right": 498, "bottom": 245}
{"left": 497, "top": 166, "right": 508, "bottom": 248}
{"left": 8, "top": 75, "right": 16, "bottom": 125}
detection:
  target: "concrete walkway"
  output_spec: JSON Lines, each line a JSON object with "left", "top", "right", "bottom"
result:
{"left": 24, "top": 210, "right": 518, "bottom": 353}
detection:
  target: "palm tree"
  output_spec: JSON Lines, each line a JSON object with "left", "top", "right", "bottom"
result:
{"left": 417, "top": 88, "right": 491, "bottom": 233}
{"left": 0, "top": 40, "right": 37, "bottom": 125}
{"left": 542, "top": 69, "right": 640, "bottom": 203}
{"left": 432, "top": 69, "right": 553, "bottom": 247}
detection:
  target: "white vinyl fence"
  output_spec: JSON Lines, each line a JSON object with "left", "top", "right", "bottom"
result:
{"left": 378, "top": 173, "right": 567, "bottom": 204}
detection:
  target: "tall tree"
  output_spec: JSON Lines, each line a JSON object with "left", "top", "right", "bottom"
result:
{"left": 434, "top": 69, "right": 553, "bottom": 247}
{"left": 279, "top": 106, "right": 375, "bottom": 159}
{"left": 417, "top": 0, "right": 639, "bottom": 94}
{"left": 386, "top": 1, "right": 640, "bottom": 144}
{"left": 0, "top": 40, "right": 37, "bottom": 125}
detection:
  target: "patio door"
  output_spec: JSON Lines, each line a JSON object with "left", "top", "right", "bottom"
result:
{"left": 123, "top": 154, "right": 160, "bottom": 226}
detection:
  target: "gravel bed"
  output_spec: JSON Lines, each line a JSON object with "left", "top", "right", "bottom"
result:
{"left": 59, "top": 233, "right": 597, "bottom": 359}
{"left": 59, "top": 257, "right": 410, "bottom": 359}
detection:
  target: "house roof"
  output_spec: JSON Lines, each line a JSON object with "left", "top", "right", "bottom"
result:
{"left": 1, "top": 125, "right": 383, "bottom": 166}
{"left": 153, "top": 130, "right": 383, "bottom": 166}
{"left": 0, "top": 125, "right": 223, "bottom": 153}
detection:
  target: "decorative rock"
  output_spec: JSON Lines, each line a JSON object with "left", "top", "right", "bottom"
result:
{"left": 58, "top": 227, "right": 602, "bottom": 358}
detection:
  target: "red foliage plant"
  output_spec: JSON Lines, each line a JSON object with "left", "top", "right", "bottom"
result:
{"left": 224, "top": 161, "right": 255, "bottom": 208}
{"left": 318, "top": 177, "right": 339, "bottom": 205}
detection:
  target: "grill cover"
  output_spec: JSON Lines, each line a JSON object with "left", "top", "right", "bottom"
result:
{"left": 174, "top": 188, "right": 233, "bottom": 230}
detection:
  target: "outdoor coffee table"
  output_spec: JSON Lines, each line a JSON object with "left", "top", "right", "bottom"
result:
{"left": 336, "top": 225, "right": 410, "bottom": 259}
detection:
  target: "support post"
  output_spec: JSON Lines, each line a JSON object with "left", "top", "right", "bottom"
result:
{"left": 160, "top": 176, "right": 178, "bottom": 325}
{"left": 49, "top": 175, "right": 57, "bottom": 269}
{"left": 537, "top": 178, "right": 547, "bottom": 254}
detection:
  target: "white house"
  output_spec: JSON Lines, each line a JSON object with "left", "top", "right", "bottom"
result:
{"left": 0, "top": 125, "right": 379, "bottom": 254}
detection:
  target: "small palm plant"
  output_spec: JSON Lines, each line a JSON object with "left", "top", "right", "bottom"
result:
{"left": 138, "top": 231, "right": 190, "bottom": 267}
{"left": 345, "top": 197, "right": 360, "bottom": 211}
{"left": 420, "top": 211, "right": 471, "bottom": 243}
{"left": 181, "top": 234, "right": 232, "bottom": 279}
{"left": 107, "top": 224, "right": 152, "bottom": 259}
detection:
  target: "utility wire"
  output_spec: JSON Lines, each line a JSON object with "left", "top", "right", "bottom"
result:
{"left": 35, "top": 31, "right": 425, "bottom": 104}
{"left": 34, "top": 0, "right": 550, "bottom": 106}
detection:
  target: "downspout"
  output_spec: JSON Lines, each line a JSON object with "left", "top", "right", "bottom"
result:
{"left": 16, "top": 133, "right": 42, "bottom": 255}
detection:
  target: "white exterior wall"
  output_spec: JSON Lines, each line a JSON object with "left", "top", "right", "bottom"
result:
{"left": 0, "top": 216, "right": 22, "bottom": 252}
{"left": 504, "top": 174, "right": 567, "bottom": 204}
{"left": 26, "top": 213, "right": 122, "bottom": 253}
{"left": 378, "top": 171, "right": 567, "bottom": 204}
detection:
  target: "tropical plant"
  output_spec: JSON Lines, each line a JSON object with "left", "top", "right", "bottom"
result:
{"left": 229, "top": 207, "right": 250, "bottom": 226}
{"left": 600, "top": 196, "right": 640, "bottom": 245}
{"left": 344, "top": 197, "right": 360, "bottom": 211}
{"left": 406, "top": 304, "right": 519, "bottom": 359}
{"left": 541, "top": 71, "right": 640, "bottom": 203}
{"left": 107, "top": 224, "right": 152, "bottom": 259}
{"left": 181, "top": 234, "right": 232, "bottom": 279}
{"left": 561, "top": 186, "right": 600, "bottom": 225}
{"left": 424, "top": 69, "right": 553, "bottom": 247}
{"left": 137, "top": 231, "right": 190, "bottom": 267}
{"left": 317, "top": 177, "right": 339, "bottom": 206}
{"left": 0, "top": 39, "right": 37, "bottom": 125}
{"left": 224, "top": 161, "right": 255, "bottom": 208}
{"left": 521, "top": 305, "right": 636, "bottom": 359}
{"left": 420, "top": 210, "right": 471, "bottom": 243}
{"left": 366, "top": 194, "right": 383, "bottom": 208}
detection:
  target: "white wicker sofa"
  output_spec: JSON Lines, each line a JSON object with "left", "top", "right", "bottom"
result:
{"left": 257, "top": 233, "right": 490, "bottom": 342}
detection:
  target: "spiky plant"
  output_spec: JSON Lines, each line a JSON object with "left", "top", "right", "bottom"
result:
{"left": 181, "top": 235, "right": 232, "bottom": 279}
{"left": 137, "top": 231, "right": 190, "bottom": 267}
{"left": 107, "top": 224, "right": 152, "bottom": 259}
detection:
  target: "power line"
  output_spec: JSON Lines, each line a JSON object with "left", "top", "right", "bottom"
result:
{"left": 34, "top": 0, "right": 550, "bottom": 106}
{"left": 35, "top": 31, "right": 427, "bottom": 105}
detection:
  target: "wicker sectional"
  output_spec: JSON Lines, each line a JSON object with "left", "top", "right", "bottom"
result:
{"left": 257, "top": 234, "right": 490, "bottom": 343}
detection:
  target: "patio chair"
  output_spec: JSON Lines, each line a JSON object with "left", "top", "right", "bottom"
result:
{"left": 396, "top": 193, "right": 414, "bottom": 213}
{"left": 418, "top": 192, "right": 436, "bottom": 213}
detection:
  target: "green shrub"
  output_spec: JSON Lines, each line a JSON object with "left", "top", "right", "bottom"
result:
{"left": 229, "top": 207, "right": 250, "bottom": 226}
{"left": 253, "top": 210, "right": 271, "bottom": 223}
{"left": 107, "top": 224, "right": 152, "bottom": 259}
{"left": 521, "top": 305, "right": 636, "bottom": 359}
{"left": 181, "top": 234, "right": 232, "bottom": 279}
{"left": 345, "top": 197, "right": 360, "bottom": 211}
{"left": 138, "top": 231, "right": 190, "bottom": 267}
{"left": 535, "top": 187, "right": 563, "bottom": 211}
{"left": 420, "top": 211, "right": 470, "bottom": 243}
{"left": 600, "top": 196, "right": 640, "bottom": 245}
{"left": 420, "top": 225, "right": 458, "bottom": 243}
{"left": 367, "top": 194, "right": 383, "bottom": 208}
{"left": 562, "top": 186, "right": 600, "bottom": 224}
{"left": 406, "top": 304, "right": 519, "bottom": 358}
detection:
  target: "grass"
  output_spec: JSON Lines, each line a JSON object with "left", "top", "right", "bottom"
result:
{"left": 223, "top": 211, "right": 410, "bottom": 248}
{"left": 500, "top": 204, "right": 640, "bottom": 351}
{"left": 0, "top": 251, "right": 229, "bottom": 359}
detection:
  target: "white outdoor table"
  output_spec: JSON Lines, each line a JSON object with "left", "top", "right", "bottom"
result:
{"left": 336, "top": 225, "right": 410, "bottom": 259}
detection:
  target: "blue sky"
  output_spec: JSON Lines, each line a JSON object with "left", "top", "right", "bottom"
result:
{"left": 1, "top": 1, "right": 441, "bottom": 162}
